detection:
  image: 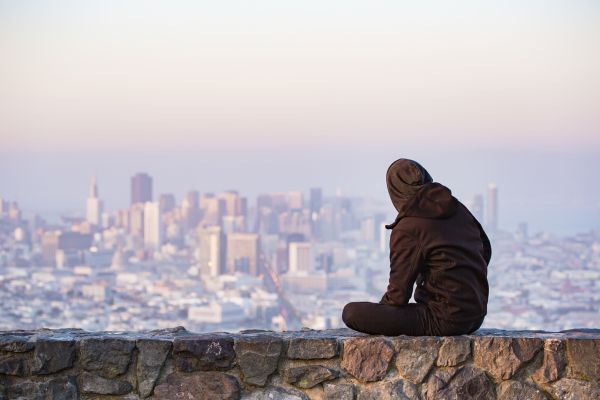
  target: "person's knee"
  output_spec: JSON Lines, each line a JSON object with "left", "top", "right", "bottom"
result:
{"left": 342, "top": 302, "right": 359, "bottom": 328}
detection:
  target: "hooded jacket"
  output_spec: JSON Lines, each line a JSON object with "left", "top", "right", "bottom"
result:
{"left": 380, "top": 159, "right": 491, "bottom": 322}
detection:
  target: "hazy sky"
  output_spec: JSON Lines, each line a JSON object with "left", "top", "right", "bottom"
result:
{"left": 1, "top": 1, "right": 599, "bottom": 234}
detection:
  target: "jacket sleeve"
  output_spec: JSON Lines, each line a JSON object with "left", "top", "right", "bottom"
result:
{"left": 379, "top": 229, "right": 422, "bottom": 306}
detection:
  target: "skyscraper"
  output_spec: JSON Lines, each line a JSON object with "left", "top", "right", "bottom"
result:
{"left": 288, "top": 241, "right": 312, "bottom": 274}
{"left": 309, "top": 188, "right": 322, "bottom": 214}
{"left": 86, "top": 176, "right": 103, "bottom": 226}
{"left": 143, "top": 201, "right": 162, "bottom": 249}
{"left": 197, "top": 226, "right": 225, "bottom": 277}
{"left": 225, "top": 232, "right": 259, "bottom": 276}
{"left": 131, "top": 173, "right": 153, "bottom": 205}
{"left": 486, "top": 183, "right": 498, "bottom": 233}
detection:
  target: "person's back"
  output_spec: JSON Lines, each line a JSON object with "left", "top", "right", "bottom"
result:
{"left": 342, "top": 158, "right": 491, "bottom": 336}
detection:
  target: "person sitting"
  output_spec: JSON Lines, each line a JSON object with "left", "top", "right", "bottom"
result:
{"left": 342, "top": 158, "right": 491, "bottom": 336}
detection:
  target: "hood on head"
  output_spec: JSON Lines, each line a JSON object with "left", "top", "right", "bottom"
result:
{"left": 385, "top": 159, "right": 457, "bottom": 229}
{"left": 386, "top": 158, "right": 433, "bottom": 214}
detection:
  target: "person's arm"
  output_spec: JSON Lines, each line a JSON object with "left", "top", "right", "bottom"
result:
{"left": 379, "top": 229, "right": 422, "bottom": 306}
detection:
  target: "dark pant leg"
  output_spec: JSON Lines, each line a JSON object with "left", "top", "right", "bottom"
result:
{"left": 342, "top": 301, "right": 434, "bottom": 336}
{"left": 435, "top": 316, "right": 485, "bottom": 336}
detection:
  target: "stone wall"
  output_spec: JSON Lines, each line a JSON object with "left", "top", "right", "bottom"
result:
{"left": 1, "top": 327, "right": 599, "bottom": 399}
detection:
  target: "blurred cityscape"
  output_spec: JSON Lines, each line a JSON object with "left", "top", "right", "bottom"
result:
{"left": 1, "top": 174, "right": 599, "bottom": 332}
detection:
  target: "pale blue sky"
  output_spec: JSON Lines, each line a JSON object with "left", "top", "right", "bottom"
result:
{"left": 0, "top": 0, "right": 599, "bottom": 234}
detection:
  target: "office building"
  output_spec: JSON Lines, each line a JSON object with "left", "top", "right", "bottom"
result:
{"left": 226, "top": 233, "right": 259, "bottom": 276}
{"left": 143, "top": 202, "right": 162, "bottom": 249}
{"left": 131, "top": 173, "right": 153, "bottom": 205}
{"left": 197, "top": 226, "right": 225, "bottom": 277}
{"left": 86, "top": 176, "right": 104, "bottom": 226}
{"left": 288, "top": 241, "right": 312, "bottom": 274}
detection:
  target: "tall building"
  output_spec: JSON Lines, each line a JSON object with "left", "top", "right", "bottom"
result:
{"left": 200, "top": 193, "right": 226, "bottom": 226}
{"left": 486, "top": 183, "right": 498, "bottom": 233}
{"left": 220, "top": 190, "right": 247, "bottom": 217}
{"left": 143, "top": 202, "right": 162, "bottom": 249}
{"left": 288, "top": 191, "right": 303, "bottom": 210}
{"left": 197, "top": 226, "right": 225, "bottom": 277}
{"left": 182, "top": 190, "right": 201, "bottom": 229}
{"left": 129, "top": 203, "right": 145, "bottom": 238}
{"left": 159, "top": 193, "right": 176, "bottom": 214}
{"left": 86, "top": 176, "right": 104, "bottom": 226}
{"left": 225, "top": 233, "right": 259, "bottom": 276}
{"left": 309, "top": 188, "right": 322, "bottom": 214}
{"left": 288, "top": 241, "right": 312, "bottom": 274}
{"left": 131, "top": 173, "right": 153, "bottom": 205}
{"left": 360, "top": 217, "right": 375, "bottom": 244}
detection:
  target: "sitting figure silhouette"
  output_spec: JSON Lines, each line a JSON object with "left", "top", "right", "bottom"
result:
{"left": 342, "top": 158, "right": 491, "bottom": 336}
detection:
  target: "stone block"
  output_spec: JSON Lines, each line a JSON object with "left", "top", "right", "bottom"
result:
{"left": 324, "top": 383, "right": 355, "bottom": 400}
{"left": 393, "top": 336, "right": 440, "bottom": 384}
{"left": 437, "top": 336, "right": 471, "bottom": 367}
{"left": 283, "top": 365, "right": 338, "bottom": 388}
{"left": 533, "top": 339, "right": 566, "bottom": 383}
{"left": 287, "top": 337, "right": 338, "bottom": 360}
{"left": 173, "top": 334, "right": 235, "bottom": 372}
{"left": 152, "top": 372, "right": 240, "bottom": 400}
{"left": 565, "top": 338, "right": 600, "bottom": 381}
{"left": 341, "top": 337, "right": 394, "bottom": 383}
{"left": 0, "top": 353, "right": 28, "bottom": 376}
{"left": 32, "top": 338, "right": 75, "bottom": 375}
{"left": 136, "top": 338, "right": 172, "bottom": 398}
{"left": 357, "top": 379, "right": 419, "bottom": 400}
{"left": 548, "top": 378, "right": 600, "bottom": 400}
{"left": 234, "top": 334, "right": 282, "bottom": 386}
{"left": 80, "top": 371, "right": 133, "bottom": 395}
{"left": 242, "top": 386, "right": 308, "bottom": 400}
{"left": 0, "top": 336, "right": 34, "bottom": 353}
{"left": 6, "top": 376, "right": 78, "bottom": 400}
{"left": 78, "top": 337, "right": 135, "bottom": 379}
{"left": 422, "top": 365, "right": 494, "bottom": 400}
{"left": 497, "top": 381, "right": 548, "bottom": 400}
{"left": 472, "top": 336, "right": 543, "bottom": 380}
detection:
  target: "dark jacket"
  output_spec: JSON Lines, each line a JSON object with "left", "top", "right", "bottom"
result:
{"left": 380, "top": 182, "right": 491, "bottom": 322}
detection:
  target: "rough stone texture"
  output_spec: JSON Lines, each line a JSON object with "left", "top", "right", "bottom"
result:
{"left": 80, "top": 371, "right": 133, "bottom": 395}
{"left": 565, "top": 338, "right": 600, "bottom": 381}
{"left": 323, "top": 383, "right": 355, "bottom": 400}
{"left": 437, "top": 336, "right": 471, "bottom": 367}
{"left": 0, "top": 336, "right": 34, "bottom": 353}
{"left": 422, "top": 365, "right": 495, "bottom": 400}
{"left": 357, "top": 379, "right": 419, "bottom": 400}
{"left": 472, "top": 336, "right": 543, "bottom": 380}
{"left": 1, "top": 328, "right": 600, "bottom": 399}
{"left": 341, "top": 337, "right": 394, "bottom": 383}
{"left": 173, "top": 334, "right": 235, "bottom": 372}
{"left": 287, "top": 337, "right": 338, "bottom": 360}
{"left": 136, "top": 338, "right": 171, "bottom": 398}
{"left": 152, "top": 372, "right": 240, "bottom": 400}
{"left": 5, "top": 376, "right": 78, "bottom": 400}
{"left": 32, "top": 337, "right": 75, "bottom": 375}
{"left": 497, "top": 380, "right": 548, "bottom": 400}
{"left": 394, "top": 336, "right": 441, "bottom": 384}
{"left": 78, "top": 337, "right": 135, "bottom": 378}
{"left": 243, "top": 386, "right": 309, "bottom": 400}
{"left": 548, "top": 378, "right": 600, "bottom": 400}
{"left": 284, "top": 365, "right": 338, "bottom": 388}
{"left": 0, "top": 352, "right": 28, "bottom": 376}
{"left": 234, "top": 334, "right": 282, "bottom": 386}
{"left": 533, "top": 339, "right": 566, "bottom": 383}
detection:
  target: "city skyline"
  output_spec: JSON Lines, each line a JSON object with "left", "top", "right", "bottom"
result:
{"left": 2, "top": 169, "right": 599, "bottom": 333}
